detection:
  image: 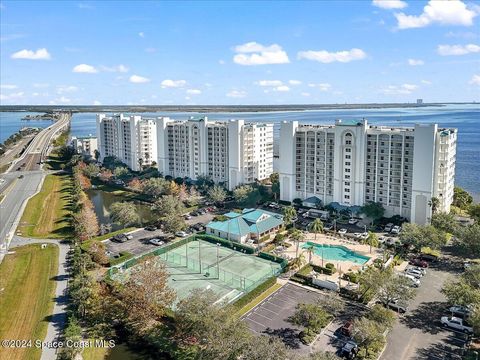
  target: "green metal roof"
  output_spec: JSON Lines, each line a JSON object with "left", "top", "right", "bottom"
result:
{"left": 207, "top": 208, "right": 284, "bottom": 236}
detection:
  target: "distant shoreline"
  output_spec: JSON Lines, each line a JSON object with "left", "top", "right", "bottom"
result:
{"left": 2, "top": 102, "right": 475, "bottom": 113}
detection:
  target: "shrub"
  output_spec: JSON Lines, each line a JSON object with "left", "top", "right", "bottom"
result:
{"left": 109, "top": 251, "right": 134, "bottom": 266}
{"left": 299, "top": 327, "right": 317, "bottom": 345}
{"left": 297, "top": 264, "right": 313, "bottom": 277}
{"left": 262, "top": 244, "right": 275, "bottom": 253}
{"left": 258, "top": 252, "right": 288, "bottom": 268}
{"left": 231, "top": 277, "right": 277, "bottom": 311}
{"left": 343, "top": 272, "right": 360, "bottom": 283}
{"left": 259, "top": 235, "right": 270, "bottom": 243}
{"left": 196, "top": 234, "right": 255, "bottom": 254}
{"left": 325, "top": 263, "right": 336, "bottom": 273}
{"left": 274, "top": 233, "right": 285, "bottom": 243}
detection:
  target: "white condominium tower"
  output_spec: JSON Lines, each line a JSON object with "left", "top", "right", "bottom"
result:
{"left": 96, "top": 114, "right": 158, "bottom": 171}
{"left": 279, "top": 119, "right": 456, "bottom": 225}
{"left": 156, "top": 117, "right": 273, "bottom": 190}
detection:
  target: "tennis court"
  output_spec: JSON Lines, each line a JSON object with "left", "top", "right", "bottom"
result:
{"left": 112, "top": 238, "right": 283, "bottom": 306}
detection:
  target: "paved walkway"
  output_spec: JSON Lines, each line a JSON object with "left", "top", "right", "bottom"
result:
{"left": 10, "top": 236, "right": 70, "bottom": 360}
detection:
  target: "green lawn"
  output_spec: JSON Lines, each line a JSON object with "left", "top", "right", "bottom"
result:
{"left": 17, "top": 173, "right": 72, "bottom": 239}
{"left": 0, "top": 244, "right": 59, "bottom": 360}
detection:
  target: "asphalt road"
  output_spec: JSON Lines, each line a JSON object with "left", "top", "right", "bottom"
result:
{"left": 380, "top": 256, "right": 466, "bottom": 360}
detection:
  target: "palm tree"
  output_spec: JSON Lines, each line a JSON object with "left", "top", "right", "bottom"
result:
{"left": 310, "top": 218, "right": 324, "bottom": 242}
{"left": 428, "top": 197, "right": 440, "bottom": 215}
{"left": 138, "top": 158, "right": 144, "bottom": 171}
{"left": 283, "top": 206, "right": 297, "bottom": 228}
{"left": 365, "top": 231, "right": 378, "bottom": 254}
{"left": 291, "top": 228, "right": 304, "bottom": 258}
{"left": 306, "top": 244, "right": 314, "bottom": 264}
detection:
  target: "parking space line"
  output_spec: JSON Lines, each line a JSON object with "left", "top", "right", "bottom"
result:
{"left": 245, "top": 317, "right": 267, "bottom": 330}
{"left": 259, "top": 306, "right": 280, "bottom": 316}
{"left": 264, "top": 300, "right": 283, "bottom": 309}
{"left": 252, "top": 312, "right": 274, "bottom": 322}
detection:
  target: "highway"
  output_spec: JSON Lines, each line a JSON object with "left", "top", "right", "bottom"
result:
{"left": 0, "top": 112, "right": 71, "bottom": 261}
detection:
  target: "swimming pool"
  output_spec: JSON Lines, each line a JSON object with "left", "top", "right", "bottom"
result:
{"left": 303, "top": 242, "right": 370, "bottom": 265}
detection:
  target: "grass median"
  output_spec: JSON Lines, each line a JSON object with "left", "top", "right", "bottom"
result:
{"left": 17, "top": 173, "right": 72, "bottom": 239}
{"left": 0, "top": 244, "right": 59, "bottom": 360}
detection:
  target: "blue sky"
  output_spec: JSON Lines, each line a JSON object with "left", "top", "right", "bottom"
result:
{"left": 1, "top": 0, "right": 479, "bottom": 105}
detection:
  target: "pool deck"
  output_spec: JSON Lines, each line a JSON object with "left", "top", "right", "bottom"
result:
{"left": 284, "top": 232, "right": 384, "bottom": 275}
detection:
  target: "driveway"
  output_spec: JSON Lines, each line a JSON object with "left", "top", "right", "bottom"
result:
{"left": 380, "top": 252, "right": 467, "bottom": 360}
{"left": 104, "top": 228, "right": 171, "bottom": 256}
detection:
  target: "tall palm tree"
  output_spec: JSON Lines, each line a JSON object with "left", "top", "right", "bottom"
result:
{"left": 310, "top": 218, "right": 324, "bottom": 242}
{"left": 283, "top": 206, "right": 297, "bottom": 229}
{"left": 366, "top": 231, "right": 378, "bottom": 254}
{"left": 306, "top": 244, "right": 314, "bottom": 264}
{"left": 291, "top": 228, "right": 304, "bottom": 258}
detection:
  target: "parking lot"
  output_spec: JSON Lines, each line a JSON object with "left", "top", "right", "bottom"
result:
{"left": 242, "top": 282, "right": 367, "bottom": 354}
{"left": 104, "top": 210, "right": 216, "bottom": 257}
{"left": 381, "top": 253, "right": 469, "bottom": 360}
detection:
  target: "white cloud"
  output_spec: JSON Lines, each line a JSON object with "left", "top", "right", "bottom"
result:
{"left": 57, "top": 85, "right": 78, "bottom": 94}
{"left": 218, "top": 59, "right": 226, "bottom": 65}
{"left": 161, "top": 79, "right": 186, "bottom": 88}
{"left": 395, "top": 0, "right": 477, "bottom": 30}
{"left": 130, "top": 75, "right": 150, "bottom": 83}
{"left": 256, "top": 80, "right": 283, "bottom": 87}
{"left": 298, "top": 48, "right": 366, "bottom": 63}
{"left": 273, "top": 85, "right": 290, "bottom": 92}
{"left": 301, "top": 92, "right": 311, "bottom": 97}
{"left": 408, "top": 58, "right": 424, "bottom": 66}
{"left": 49, "top": 96, "right": 71, "bottom": 104}
{"left": 93, "top": 100, "right": 102, "bottom": 105}
{"left": 186, "top": 89, "right": 202, "bottom": 95}
{"left": 437, "top": 44, "right": 480, "bottom": 55}
{"left": 0, "top": 84, "right": 17, "bottom": 89}
{"left": 308, "top": 83, "right": 332, "bottom": 91}
{"left": 382, "top": 83, "right": 418, "bottom": 94}
{"left": 138, "top": 32, "right": 145, "bottom": 38}
{"left": 73, "top": 64, "right": 98, "bottom": 73}
{"left": 289, "top": 80, "right": 302, "bottom": 85}
{"left": 372, "top": 0, "right": 407, "bottom": 10}
{"left": 226, "top": 90, "right": 247, "bottom": 98}
{"left": 0, "top": 92, "right": 24, "bottom": 101}
{"left": 11, "top": 48, "right": 51, "bottom": 60}
{"left": 100, "top": 64, "right": 129, "bottom": 73}
{"left": 421, "top": 79, "right": 432, "bottom": 85}
{"left": 233, "top": 42, "right": 290, "bottom": 66}
{"left": 470, "top": 74, "right": 480, "bottom": 85}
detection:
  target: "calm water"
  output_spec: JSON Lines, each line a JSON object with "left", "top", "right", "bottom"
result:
{"left": 303, "top": 242, "right": 370, "bottom": 265}
{"left": 0, "top": 112, "right": 53, "bottom": 142}
{"left": 2, "top": 104, "right": 479, "bottom": 200}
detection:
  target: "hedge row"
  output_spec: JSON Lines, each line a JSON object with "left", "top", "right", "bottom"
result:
{"left": 258, "top": 252, "right": 288, "bottom": 268}
{"left": 109, "top": 252, "right": 134, "bottom": 266}
{"left": 231, "top": 277, "right": 277, "bottom": 311}
{"left": 196, "top": 234, "right": 256, "bottom": 254}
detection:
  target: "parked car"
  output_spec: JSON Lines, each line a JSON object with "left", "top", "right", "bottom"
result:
{"left": 440, "top": 316, "right": 473, "bottom": 334}
{"left": 408, "top": 266, "right": 426, "bottom": 276}
{"left": 110, "top": 234, "right": 128, "bottom": 243}
{"left": 149, "top": 238, "right": 165, "bottom": 246}
{"left": 324, "top": 223, "right": 333, "bottom": 231}
{"left": 338, "top": 228, "right": 347, "bottom": 235}
{"left": 192, "top": 223, "right": 205, "bottom": 231}
{"left": 339, "top": 321, "right": 354, "bottom": 337}
{"left": 387, "top": 299, "right": 409, "bottom": 313}
{"left": 384, "top": 223, "right": 394, "bottom": 232}
{"left": 341, "top": 340, "right": 359, "bottom": 359}
{"left": 184, "top": 214, "right": 192, "bottom": 220}
{"left": 348, "top": 218, "right": 359, "bottom": 225}
{"left": 144, "top": 225, "right": 157, "bottom": 231}
{"left": 176, "top": 231, "right": 189, "bottom": 237}
{"left": 399, "top": 273, "right": 420, "bottom": 287}
{"left": 449, "top": 305, "right": 472, "bottom": 317}
{"left": 18, "top": 174, "right": 24, "bottom": 179}
{"left": 409, "top": 258, "right": 429, "bottom": 268}
{"left": 391, "top": 225, "right": 401, "bottom": 234}
{"left": 359, "top": 232, "right": 369, "bottom": 240}
{"left": 405, "top": 268, "right": 424, "bottom": 279}
{"left": 125, "top": 234, "right": 133, "bottom": 240}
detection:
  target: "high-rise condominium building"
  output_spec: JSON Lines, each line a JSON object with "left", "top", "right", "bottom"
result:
{"left": 96, "top": 114, "right": 158, "bottom": 171}
{"left": 279, "top": 119, "right": 456, "bottom": 224}
{"left": 156, "top": 117, "right": 273, "bottom": 190}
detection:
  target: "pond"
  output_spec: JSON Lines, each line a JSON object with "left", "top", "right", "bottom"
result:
{"left": 86, "top": 189, "right": 155, "bottom": 230}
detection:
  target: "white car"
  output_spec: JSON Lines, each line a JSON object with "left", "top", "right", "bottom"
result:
{"left": 400, "top": 273, "right": 420, "bottom": 287}
{"left": 338, "top": 228, "right": 347, "bottom": 235}
{"left": 441, "top": 316, "right": 473, "bottom": 333}
{"left": 384, "top": 223, "right": 394, "bottom": 232}
{"left": 175, "top": 231, "right": 189, "bottom": 237}
{"left": 405, "top": 268, "right": 423, "bottom": 279}
{"left": 348, "top": 218, "right": 359, "bottom": 225}
{"left": 391, "top": 225, "right": 401, "bottom": 234}
{"left": 353, "top": 232, "right": 362, "bottom": 238}
{"left": 149, "top": 238, "right": 165, "bottom": 246}
{"left": 409, "top": 266, "right": 426, "bottom": 276}
{"left": 359, "top": 232, "right": 369, "bottom": 240}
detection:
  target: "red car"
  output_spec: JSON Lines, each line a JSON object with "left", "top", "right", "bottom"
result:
{"left": 340, "top": 320, "right": 354, "bottom": 337}
{"left": 409, "top": 258, "right": 428, "bottom": 268}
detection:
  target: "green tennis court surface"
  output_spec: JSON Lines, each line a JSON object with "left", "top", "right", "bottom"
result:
{"left": 113, "top": 239, "right": 282, "bottom": 306}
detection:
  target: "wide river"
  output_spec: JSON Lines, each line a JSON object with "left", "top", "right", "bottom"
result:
{"left": 1, "top": 104, "right": 479, "bottom": 200}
